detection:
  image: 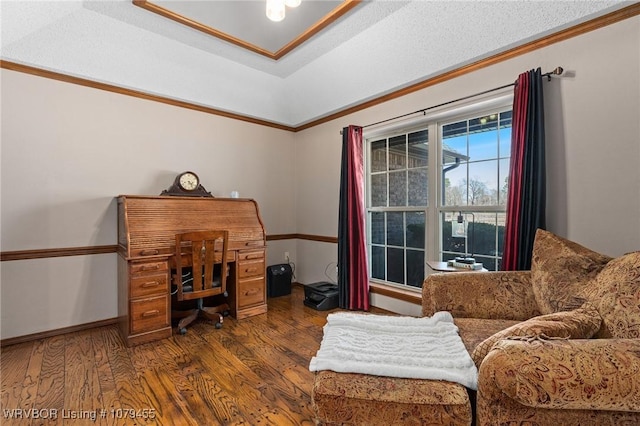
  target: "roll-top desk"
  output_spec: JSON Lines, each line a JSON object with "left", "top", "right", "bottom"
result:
{"left": 117, "top": 195, "right": 267, "bottom": 346}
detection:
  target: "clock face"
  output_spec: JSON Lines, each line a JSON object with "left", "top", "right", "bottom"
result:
{"left": 178, "top": 172, "right": 199, "bottom": 191}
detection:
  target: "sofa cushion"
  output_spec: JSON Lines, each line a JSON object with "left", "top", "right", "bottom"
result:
{"left": 470, "top": 303, "right": 602, "bottom": 367}
{"left": 479, "top": 339, "right": 640, "bottom": 415}
{"left": 531, "top": 229, "right": 611, "bottom": 314}
{"left": 578, "top": 251, "right": 640, "bottom": 338}
{"left": 454, "top": 317, "right": 522, "bottom": 355}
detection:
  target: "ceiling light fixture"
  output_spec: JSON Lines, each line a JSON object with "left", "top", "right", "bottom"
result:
{"left": 266, "top": 0, "right": 301, "bottom": 22}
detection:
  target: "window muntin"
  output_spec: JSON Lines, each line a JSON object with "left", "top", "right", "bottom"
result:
{"left": 440, "top": 211, "right": 506, "bottom": 271}
{"left": 367, "top": 129, "right": 428, "bottom": 288}
{"left": 439, "top": 111, "right": 511, "bottom": 272}
{"left": 366, "top": 103, "right": 512, "bottom": 290}
{"left": 442, "top": 111, "right": 512, "bottom": 207}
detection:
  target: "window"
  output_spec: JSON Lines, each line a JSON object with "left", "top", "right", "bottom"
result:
{"left": 368, "top": 130, "right": 428, "bottom": 288}
{"left": 440, "top": 111, "right": 512, "bottom": 271}
{"left": 365, "top": 99, "right": 512, "bottom": 290}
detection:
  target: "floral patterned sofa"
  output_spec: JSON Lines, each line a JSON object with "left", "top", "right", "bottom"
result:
{"left": 311, "top": 229, "right": 640, "bottom": 425}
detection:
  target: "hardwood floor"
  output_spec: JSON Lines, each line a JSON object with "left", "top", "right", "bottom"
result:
{"left": 1, "top": 286, "right": 387, "bottom": 425}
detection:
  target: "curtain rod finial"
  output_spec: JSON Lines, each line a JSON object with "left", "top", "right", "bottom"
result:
{"left": 554, "top": 66, "right": 564, "bottom": 76}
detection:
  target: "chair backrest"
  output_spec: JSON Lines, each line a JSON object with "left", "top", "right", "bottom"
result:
{"left": 174, "top": 230, "right": 229, "bottom": 301}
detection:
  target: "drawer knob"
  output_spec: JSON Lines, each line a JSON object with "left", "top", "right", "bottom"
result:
{"left": 245, "top": 268, "right": 257, "bottom": 273}
{"left": 245, "top": 254, "right": 262, "bottom": 260}
{"left": 141, "top": 310, "right": 160, "bottom": 318}
{"left": 141, "top": 281, "right": 160, "bottom": 288}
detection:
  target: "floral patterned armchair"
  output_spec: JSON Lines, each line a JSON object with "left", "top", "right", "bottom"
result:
{"left": 422, "top": 229, "right": 640, "bottom": 425}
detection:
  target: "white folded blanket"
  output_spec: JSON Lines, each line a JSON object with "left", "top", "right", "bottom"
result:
{"left": 309, "top": 311, "right": 478, "bottom": 390}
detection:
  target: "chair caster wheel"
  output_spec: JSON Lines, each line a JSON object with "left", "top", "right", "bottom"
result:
{"left": 215, "top": 322, "right": 222, "bottom": 329}
{"left": 179, "top": 328, "right": 187, "bottom": 335}
{"left": 222, "top": 310, "right": 230, "bottom": 317}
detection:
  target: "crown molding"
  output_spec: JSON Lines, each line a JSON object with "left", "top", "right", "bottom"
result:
{"left": 294, "top": 2, "right": 640, "bottom": 131}
{"left": 1, "top": 3, "right": 638, "bottom": 132}
{"left": 0, "top": 60, "right": 296, "bottom": 132}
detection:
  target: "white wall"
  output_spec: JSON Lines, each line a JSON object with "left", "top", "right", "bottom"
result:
{"left": 0, "top": 70, "right": 298, "bottom": 339}
{"left": 294, "top": 16, "right": 640, "bottom": 314}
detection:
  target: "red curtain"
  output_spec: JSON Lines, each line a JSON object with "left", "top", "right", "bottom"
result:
{"left": 502, "top": 68, "right": 546, "bottom": 270}
{"left": 338, "top": 125, "right": 369, "bottom": 310}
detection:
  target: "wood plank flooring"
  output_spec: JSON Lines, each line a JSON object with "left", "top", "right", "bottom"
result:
{"left": 1, "top": 286, "right": 387, "bottom": 425}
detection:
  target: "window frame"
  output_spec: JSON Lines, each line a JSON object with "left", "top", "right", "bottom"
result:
{"left": 364, "top": 92, "right": 513, "bottom": 291}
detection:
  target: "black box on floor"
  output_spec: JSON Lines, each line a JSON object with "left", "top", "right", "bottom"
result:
{"left": 266, "top": 264, "right": 292, "bottom": 297}
{"left": 303, "top": 282, "right": 339, "bottom": 311}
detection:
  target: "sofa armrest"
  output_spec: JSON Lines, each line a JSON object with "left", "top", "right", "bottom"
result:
{"left": 421, "top": 271, "right": 539, "bottom": 321}
{"left": 479, "top": 338, "right": 640, "bottom": 412}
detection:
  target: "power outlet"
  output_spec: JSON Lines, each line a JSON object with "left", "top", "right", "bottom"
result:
{"left": 284, "top": 251, "right": 290, "bottom": 261}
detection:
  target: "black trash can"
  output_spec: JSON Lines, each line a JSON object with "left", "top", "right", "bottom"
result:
{"left": 266, "top": 264, "right": 292, "bottom": 297}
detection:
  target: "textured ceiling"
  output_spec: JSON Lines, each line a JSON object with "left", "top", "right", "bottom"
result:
{"left": 0, "top": 1, "right": 632, "bottom": 127}
{"left": 146, "top": 0, "right": 347, "bottom": 55}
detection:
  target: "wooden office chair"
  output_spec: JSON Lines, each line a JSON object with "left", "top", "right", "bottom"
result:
{"left": 172, "top": 230, "right": 230, "bottom": 334}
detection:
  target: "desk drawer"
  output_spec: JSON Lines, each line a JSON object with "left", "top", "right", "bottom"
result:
{"left": 237, "top": 276, "right": 266, "bottom": 309}
{"left": 238, "top": 249, "right": 264, "bottom": 262}
{"left": 130, "top": 295, "right": 170, "bottom": 334}
{"left": 231, "top": 240, "right": 265, "bottom": 251}
{"left": 238, "top": 259, "right": 265, "bottom": 279}
{"left": 130, "top": 260, "right": 168, "bottom": 275}
{"left": 130, "top": 272, "right": 168, "bottom": 298}
{"left": 130, "top": 247, "right": 173, "bottom": 258}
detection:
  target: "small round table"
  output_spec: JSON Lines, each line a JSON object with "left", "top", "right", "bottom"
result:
{"left": 426, "top": 260, "right": 488, "bottom": 273}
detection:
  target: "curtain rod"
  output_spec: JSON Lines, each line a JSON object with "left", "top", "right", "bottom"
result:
{"left": 351, "top": 66, "right": 563, "bottom": 132}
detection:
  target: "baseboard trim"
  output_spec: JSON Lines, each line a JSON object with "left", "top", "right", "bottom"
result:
{"left": 1, "top": 283, "right": 418, "bottom": 345}
{"left": 369, "top": 282, "right": 422, "bottom": 305}
{"left": 3, "top": 287, "right": 310, "bottom": 345}
{"left": 296, "top": 280, "right": 421, "bottom": 306}
{"left": 0, "top": 317, "right": 118, "bottom": 347}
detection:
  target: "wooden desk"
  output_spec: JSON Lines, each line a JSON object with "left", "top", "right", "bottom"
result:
{"left": 117, "top": 195, "right": 267, "bottom": 346}
{"left": 426, "top": 260, "right": 488, "bottom": 273}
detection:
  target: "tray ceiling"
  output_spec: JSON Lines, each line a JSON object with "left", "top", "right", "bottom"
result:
{"left": 0, "top": 1, "right": 634, "bottom": 127}
{"left": 135, "top": 0, "right": 358, "bottom": 59}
